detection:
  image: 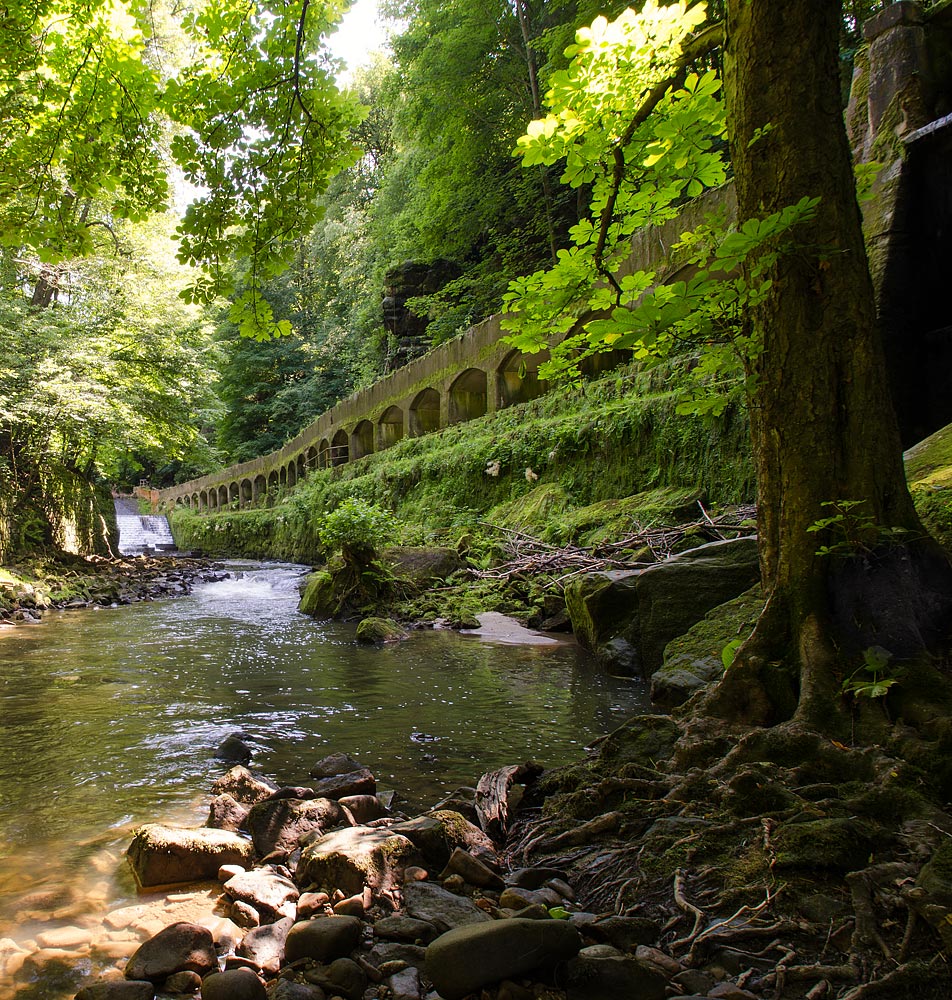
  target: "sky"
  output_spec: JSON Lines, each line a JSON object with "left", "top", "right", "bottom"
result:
{"left": 326, "top": 0, "right": 391, "bottom": 81}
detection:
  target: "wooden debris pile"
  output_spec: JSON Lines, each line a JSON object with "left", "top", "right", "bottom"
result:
{"left": 472, "top": 503, "right": 757, "bottom": 589}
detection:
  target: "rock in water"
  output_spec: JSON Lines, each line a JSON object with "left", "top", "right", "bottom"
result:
{"left": 216, "top": 732, "right": 255, "bottom": 763}
{"left": 76, "top": 983, "right": 155, "bottom": 1000}
{"left": 124, "top": 922, "right": 217, "bottom": 983}
{"left": 211, "top": 765, "right": 279, "bottom": 805}
{"left": 126, "top": 824, "right": 253, "bottom": 888}
{"left": 425, "top": 918, "right": 581, "bottom": 1000}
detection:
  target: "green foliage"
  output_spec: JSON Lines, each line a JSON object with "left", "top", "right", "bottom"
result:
{"left": 319, "top": 498, "right": 395, "bottom": 559}
{"left": 0, "top": 216, "right": 221, "bottom": 486}
{"left": 501, "top": 1, "right": 820, "bottom": 417}
{"left": 721, "top": 637, "right": 743, "bottom": 670}
{"left": 841, "top": 646, "right": 901, "bottom": 700}
{"left": 0, "top": 0, "right": 362, "bottom": 339}
{"left": 171, "top": 360, "right": 754, "bottom": 574}
{"left": 806, "top": 500, "right": 879, "bottom": 557}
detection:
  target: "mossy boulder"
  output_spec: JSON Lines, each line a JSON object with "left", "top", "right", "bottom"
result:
{"left": 906, "top": 421, "right": 952, "bottom": 553}
{"left": 552, "top": 486, "right": 703, "bottom": 547}
{"left": 356, "top": 617, "right": 409, "bottom": 643}
{"left": 299, "top": 570, "right": 337, "bottom": 617}
{"left": 773, "top": 818, "right": 874, "bottom": 872}
{"left": 566, "top": 537, "right": 760, "bottom": 677}
{"left": 383, "top": 546, "right": 462, "bottom": 587}
{"left": 917, "top": 841, "right": 952, "bottom": 908}
{"left": 651, "top": 585, "right": 764, "bottom": 709}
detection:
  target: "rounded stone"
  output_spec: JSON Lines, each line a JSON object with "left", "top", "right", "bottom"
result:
{"left": 425, "top": 917, "right": 581, "bottom": 1000}
{"left": 124, "top": 922, "right": 217, "bottom": 984}
{"left": 162, "top": 970, "right": 201, "bottom": 994}
{"left": 283, "top": 916, "right": 363, "bottom": 964}
{"left": 200, "top": 968, "right": 267, "bottom": 1000}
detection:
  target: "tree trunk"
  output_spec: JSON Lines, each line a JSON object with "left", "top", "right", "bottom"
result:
{"left": 708, "top": 0, "right": 952, "bottom": 728}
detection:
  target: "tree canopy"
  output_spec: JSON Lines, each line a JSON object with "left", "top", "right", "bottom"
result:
{"left": 0, "top": 0, "right": 362, "bottom": 337}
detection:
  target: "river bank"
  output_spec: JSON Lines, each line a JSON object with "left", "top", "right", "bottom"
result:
{"left": 0, "top": 555, "right": 228, "bottom": 624}
{"left": 5, "top": 703, "right": 952, "bottom": 1000}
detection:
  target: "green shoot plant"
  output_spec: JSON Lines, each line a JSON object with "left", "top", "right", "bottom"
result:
{"left": 841, "top": 646, "right": 900, "bottom": 700}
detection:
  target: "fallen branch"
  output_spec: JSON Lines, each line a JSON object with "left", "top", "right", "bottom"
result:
{"left": 472, "top": 509, "right": 756, "bottom": 589}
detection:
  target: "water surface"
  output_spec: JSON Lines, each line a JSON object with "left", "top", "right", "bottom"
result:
{"left": 0, "top": 562, "right": 648, "bottom": 994}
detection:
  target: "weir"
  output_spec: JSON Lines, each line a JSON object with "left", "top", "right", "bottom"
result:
{"left": 113, "top": 496, "right": 176, "bottom": 554}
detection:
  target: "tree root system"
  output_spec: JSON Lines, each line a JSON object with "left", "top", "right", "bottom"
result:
{"left": 504, "top": 709, "right": 952, "bottom": 998}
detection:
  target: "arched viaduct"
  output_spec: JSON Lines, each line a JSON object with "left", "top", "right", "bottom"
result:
{"left": 157, "top": 1, "right": 952, "bottom": 515}
{"left": 156, "top": 312, "right": 630, "bottom": 514}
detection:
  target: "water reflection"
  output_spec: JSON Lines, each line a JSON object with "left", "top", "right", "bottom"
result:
{"left": 0, "top": 562, "right": 647, "bottom": 988}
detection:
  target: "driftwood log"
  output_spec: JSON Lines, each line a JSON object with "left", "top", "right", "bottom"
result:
{"left": 475, "top": 762, "right": 544, "bottom": 841}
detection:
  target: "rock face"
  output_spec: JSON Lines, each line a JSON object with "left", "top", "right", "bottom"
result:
{"left": 425, "top": 918, "right": 581, "bottom": 999}
{"left": 246, "top": 796, "right": 349, "bottom": 856}
{"left": 126, "top": 824, "right": 254, "bottom": 888}
{"left": 123, "top": 922, "right": 217, "bottom": 983}
{"left": 382, "top": 259, "right": 461, "bottom": 370}
{"left": 297, "top": 827, "right": 417, "bottom": 898}
{"left": 565, "top": 536, "right": 760, "bottom": 677}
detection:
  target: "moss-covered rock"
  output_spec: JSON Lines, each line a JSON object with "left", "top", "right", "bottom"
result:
{"left": 383, "top": 546, "right": 462, "bottom": 586}
{"left": 355, "top": 617, "right": 408, "bottom": 643}
{"left": 906, "top": 421, "right": 952, "bottom": 553}
{"left": 773, "top": 817, "right": 875, "bottom": 872}
{"left": 565, "top": 537, "right": 760, "bottom": 677}
{"left": 651, "top": 585, "right": 764, "bottom": 709}
{"left": 298, "top": 570, "right": 336, "bottom": 618}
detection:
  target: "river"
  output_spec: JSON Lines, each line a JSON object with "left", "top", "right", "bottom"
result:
{"left": 0, "top": 561, "right": 647, "bottom": 998}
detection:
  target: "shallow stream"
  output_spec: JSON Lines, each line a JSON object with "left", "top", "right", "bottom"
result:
{"left": 0, "top": 562, "right": 648, "bottom": 998}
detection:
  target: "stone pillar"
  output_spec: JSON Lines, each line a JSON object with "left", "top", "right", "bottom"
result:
{"left": 847, "top": 2, "right": 931, "bottom": 161}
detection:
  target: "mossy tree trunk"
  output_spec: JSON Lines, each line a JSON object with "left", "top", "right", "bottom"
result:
{"left": 708, "top": 0, "right": 952, "bottom": 729}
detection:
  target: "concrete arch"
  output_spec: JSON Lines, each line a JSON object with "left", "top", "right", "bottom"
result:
{"left": 305, "top": 445, "right": 319, "bottom": 471}
{"left": 217, "top": 485, "right": 229, "bottom": 508}
{"left": 448, "top": 368, "right": 487, "bottom": 425}
{"left": 287, "top": 460, "right": 297, "bottom": 487}
{"left": 331, "top": 429, "right": 349, "bottom": 466}
{"left": 498, "top": 348, "right": 549, "bottom": 408}
{"left": 352, "top": 420, "right": 374, "bottom": 459}
{"left": 228, "top": 482, "right": 240, "bottom": 506}
{"left": 409, "top": 388, "right": 440, "bottom": 437}
{"left": 199, "top": 489, "right": 210, "bottom": 511}
{"left": 267, "top": 470, "right": 280, "bottom": 503}
{"left": 580, "top": 348, "right": 630, "bottom": 379}
{"left": 192, "top": 492, "right": 200, "bottom": 511}
{"left": 318, "top": 438, "right": 331, "bottom": 470}
{"left": 240, "top": 479, "right": 253, "bottom": 507}
{"left": 253, "top": 474, "right": 267, "bottom": 505}
{"left": 378, "top": 406, "right": 404, "bottom": 449}
{"left": 296, "top": 454, "right": 306, "bottom": 482}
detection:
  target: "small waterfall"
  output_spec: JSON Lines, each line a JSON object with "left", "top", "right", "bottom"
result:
{"left": 114, "top": 497, "right": 177, "bottom": 555}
